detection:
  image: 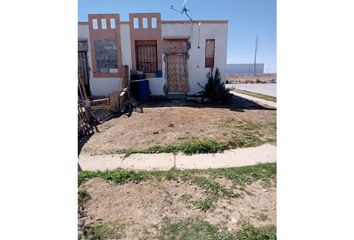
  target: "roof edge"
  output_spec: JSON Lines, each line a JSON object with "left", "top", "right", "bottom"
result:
{"left": 162, "top": 20, "right": 228, "bottom": 24}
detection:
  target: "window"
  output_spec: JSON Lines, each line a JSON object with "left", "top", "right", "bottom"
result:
{"left": 142, "top": 18, "right": 148, "bottom": 28}
{"left": 135, "top": 40, "right": 157, "bottom": 73}
{"left": 133, "top": 18, "right": 139, "bottom": 29}
{"left": 205, "top": 39, "right": 215, "bottom": 68}
{"left": 101, "top": 19, "right": 107, "bottom": 29}
{"left": 151, "top": 18, "right": 157, "bottom": 28}
{"left": 110, "top": 18, "right": 116, "bottom": 29}
{"left": 94, "top": 40, "right": 118, "bottom": 73}
{"left": 92, "top": 19, "right": 98, "bottom": 30}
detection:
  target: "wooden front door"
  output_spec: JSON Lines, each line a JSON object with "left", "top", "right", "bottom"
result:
{"left": 164, "top": 40, "right": 189, "bottom": 92}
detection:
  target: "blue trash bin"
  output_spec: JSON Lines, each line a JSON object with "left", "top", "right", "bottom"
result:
{"left": 156, "top": 70, "right": 162, "bottom": 77}
{"left": 131, "top": 79, "right": 150, "bottom": 102}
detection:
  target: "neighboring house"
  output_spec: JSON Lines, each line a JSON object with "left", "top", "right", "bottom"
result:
{"left": 78, "top": 13, "right": 228, "bottom": 97}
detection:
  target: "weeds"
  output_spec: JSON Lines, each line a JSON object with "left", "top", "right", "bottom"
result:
{"left": 79, "top": 163, "right": 276, "bottom": 188}
{"left": 235, "top": 224, "right": 276, "bottom": 240}
{"left": 116, "top": 139, "right": 228, "bottom": 157}
{"left": 78, "top": 189, "right": 91, "bottom": 204}
{"left": 78, "top": 170, "right": 146, "bottom": 185}
{"left": 78, "top": 164, "right": 275, "bottom": 216}
{"left": 192, "top": 176, "right": 236, "bottom": 198}
{"left": 159, "top": 218, "right": 235, "bottom": 240}
{"left": 180, "top": 193, "right": 193, "bottom": 202}
{"left": 159, "top": 218, "right": 276, "bottom": 240}
{"left": 84, "top": 221, "right": 125, "bottom": 239}
{"left": 195, "top": 197, "right": 214, "bottom": 211}
{"left": 209, "top": 163, "right": 276, "bottom": 186}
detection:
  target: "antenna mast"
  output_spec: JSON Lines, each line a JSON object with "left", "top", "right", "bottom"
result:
{"left": 254, "top": 34, "right": 258, "bottom": 76}
{"left": 170, "top": 0, "right": 192, "bottom": 20}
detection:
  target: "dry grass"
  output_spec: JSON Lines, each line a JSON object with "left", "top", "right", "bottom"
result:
{"left": 80, "top": 99, "right": 276, "bottom": 156}
{"left": 78, "top": 164, "right": 276, "bottom": 239}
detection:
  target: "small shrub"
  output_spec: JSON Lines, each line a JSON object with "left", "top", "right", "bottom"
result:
{"left": 199, "top": 68, "right": 232, "bottom": 103}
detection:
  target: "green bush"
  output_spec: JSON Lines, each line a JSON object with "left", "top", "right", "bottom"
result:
{"left": 199, "top": 68, "right": 232, "bottom": 103}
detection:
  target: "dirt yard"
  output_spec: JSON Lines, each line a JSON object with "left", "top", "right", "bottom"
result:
{"left": 80, "top": 97, "right": 276, "bottom": 156}
{"left": 78, "top": 165, "right": 276, "bottom": 239}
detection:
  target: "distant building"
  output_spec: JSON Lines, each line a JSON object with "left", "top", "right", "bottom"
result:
{"left": 225, "top": 64, "right": 264, "bottom": 76}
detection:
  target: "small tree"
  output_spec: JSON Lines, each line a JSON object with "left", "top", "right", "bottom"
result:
{"left": 199, "top": 68, "right": 232, "bottom": 103}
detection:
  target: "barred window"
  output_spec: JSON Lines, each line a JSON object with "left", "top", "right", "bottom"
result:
{"left": 94, "top": 40, "right": 118, "bottom": 73}
{"left": 135, "top": 40, "right": 157, "bottom": 73}
{"left": 205, "top": 39, "right": 215, "bottom": 68}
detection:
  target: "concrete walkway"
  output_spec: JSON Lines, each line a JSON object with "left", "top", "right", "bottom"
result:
{"left": 226, "top": 83, "right": 276, "bottom": 97}
{"left": 78, "top": 144, "right": 276, "bottom": 171}
{"left": 230, "top": 91, "right": 276, "bottom": 109}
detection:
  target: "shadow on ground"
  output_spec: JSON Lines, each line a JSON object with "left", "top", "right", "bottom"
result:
{"left": 141, "top": 95, "right": 275, "bottom": 112}
{"left": 78, "top": 133, "right": 94, "bottom": 156}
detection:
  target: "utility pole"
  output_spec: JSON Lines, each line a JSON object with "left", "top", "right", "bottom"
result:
{"left": 253, "top": 34, "right": 258, "bottom": 76}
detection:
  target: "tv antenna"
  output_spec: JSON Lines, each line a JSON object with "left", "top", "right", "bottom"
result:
{"left": 170, "top": 0, "right": 193, "bottom": 20}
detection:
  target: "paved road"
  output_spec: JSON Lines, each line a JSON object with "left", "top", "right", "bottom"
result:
{"left": 226, "top": 83, "right": 277, "bottom": 97}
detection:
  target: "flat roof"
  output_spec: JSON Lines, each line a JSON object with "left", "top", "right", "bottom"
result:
{"left": 162, "top": 20, "right": 228, "bottom": 24}
{"left": 78, "top": 20, "right": 228, "bottom": 25}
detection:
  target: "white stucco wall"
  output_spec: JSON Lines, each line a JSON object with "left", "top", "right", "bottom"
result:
{"left": 79, "top": 21, "right": 228, "bottom": 96}
{"left": 148, "top": 78, "right": 165, "bottom": 96}
{"left": 120, "top": 23, "right": 132, "bottom": 68}
{"left": 162, "top": 22, "right": 228, "bottom": 94}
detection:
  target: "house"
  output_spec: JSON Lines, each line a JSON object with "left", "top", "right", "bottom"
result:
{"left": 78, "top": 13, "right": 228, "bottom": 97}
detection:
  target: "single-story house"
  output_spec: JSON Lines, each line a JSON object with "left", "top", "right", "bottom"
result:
{"left": 78, "top": 13, "right": 228, "bottom": 97}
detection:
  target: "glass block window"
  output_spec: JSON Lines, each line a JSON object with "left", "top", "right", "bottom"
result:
{"left": 94, "top": 40, "right": 118, "bottom": 73}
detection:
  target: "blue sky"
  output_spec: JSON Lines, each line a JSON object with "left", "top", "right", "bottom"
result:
{"left": 78, "top": 0, "right": 276, "bottom": 72}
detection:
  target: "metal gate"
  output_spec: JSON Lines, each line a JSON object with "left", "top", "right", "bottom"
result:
{"left": 78, "top": 41, "right": 91, "bottom": 96}
{"left": 164, "top": 40, "right": 189, "bottom": 92}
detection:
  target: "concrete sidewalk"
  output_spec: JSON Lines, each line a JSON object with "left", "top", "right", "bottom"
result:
{"left": 230, "top": 91, "right": 276, "bottom": 109}
{"left": 78, "top": 144, "right": 276, "bottom": 171}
